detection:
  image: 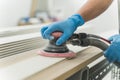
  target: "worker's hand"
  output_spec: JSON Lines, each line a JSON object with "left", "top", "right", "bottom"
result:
{"left": 41, "top": 14, "right": 84, "bottom": 45}
{"left": 104, "top": 34, "right": 120, "bottom": 62}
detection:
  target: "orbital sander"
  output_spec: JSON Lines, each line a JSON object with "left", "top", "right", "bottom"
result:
{"left": 38, "top": 32, "right": 111, "bottom": 58}
{"left": 38, "top": 32, "right": 76, "bottom": 59}
{"left": 38, "top": 32, "right": 120, "bottom": 67}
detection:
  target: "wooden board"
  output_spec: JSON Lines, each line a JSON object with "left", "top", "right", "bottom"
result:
{"left": 25, "top": 47, "right": 103, "bottom": 80}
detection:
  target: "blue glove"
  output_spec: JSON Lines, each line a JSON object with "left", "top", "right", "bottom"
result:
{"left": 104, "top": 34, "right": 120, "bottom": 62}
{"left": 41, "top": 14, "right": 84, "bottom": 45}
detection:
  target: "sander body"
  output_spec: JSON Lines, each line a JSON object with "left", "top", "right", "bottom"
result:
{"left": 38, "top": 32, "right": 120, "bottom": 67}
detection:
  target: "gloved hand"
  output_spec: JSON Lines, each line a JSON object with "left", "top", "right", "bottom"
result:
{"left": 104, "top": 34, "right": 120, "bottom": 62}
{"left": 41, "top": 14, "right": 84, "bottom": 45}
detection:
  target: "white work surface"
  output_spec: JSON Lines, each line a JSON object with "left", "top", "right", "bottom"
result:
{"left": 0, "top": 29, "right": 118, "bottom": 80}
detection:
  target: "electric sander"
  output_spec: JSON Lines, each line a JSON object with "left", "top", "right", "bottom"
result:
{"left": 37, "top": 32, "right": 76, "bottom": 59}
{"left": 38, "top": 32, "right": 120, "bottom": 67}
{"left": 38, "top": 32, "right": 111, "bottom": 58}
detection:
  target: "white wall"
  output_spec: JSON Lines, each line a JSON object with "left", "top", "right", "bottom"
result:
{"left": 48, "top": 0, "right": 81, "bottom": 19}
{"left": 37, "top": 0, "right": 48, "bottom": 11}
{"left": 0, "top": 0, "right": 32, "bottom": 27}
{"left": 49, "top": 0, "right": 87, "bottom": 19}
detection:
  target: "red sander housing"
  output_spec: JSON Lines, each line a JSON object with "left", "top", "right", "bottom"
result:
{"left": 37, "top": 32, "right": 76, "bottom": 58}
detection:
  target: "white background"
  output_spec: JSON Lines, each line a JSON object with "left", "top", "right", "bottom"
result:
{"left": 0, "top": 0, "right": 32, "bottom": 27}
{"left": 0, "top": 0, "right": 119, "bottom": 33}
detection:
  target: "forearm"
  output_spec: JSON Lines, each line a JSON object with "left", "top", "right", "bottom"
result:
{"left": 78, "top": 0, "right": 113, "bottom": 22}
